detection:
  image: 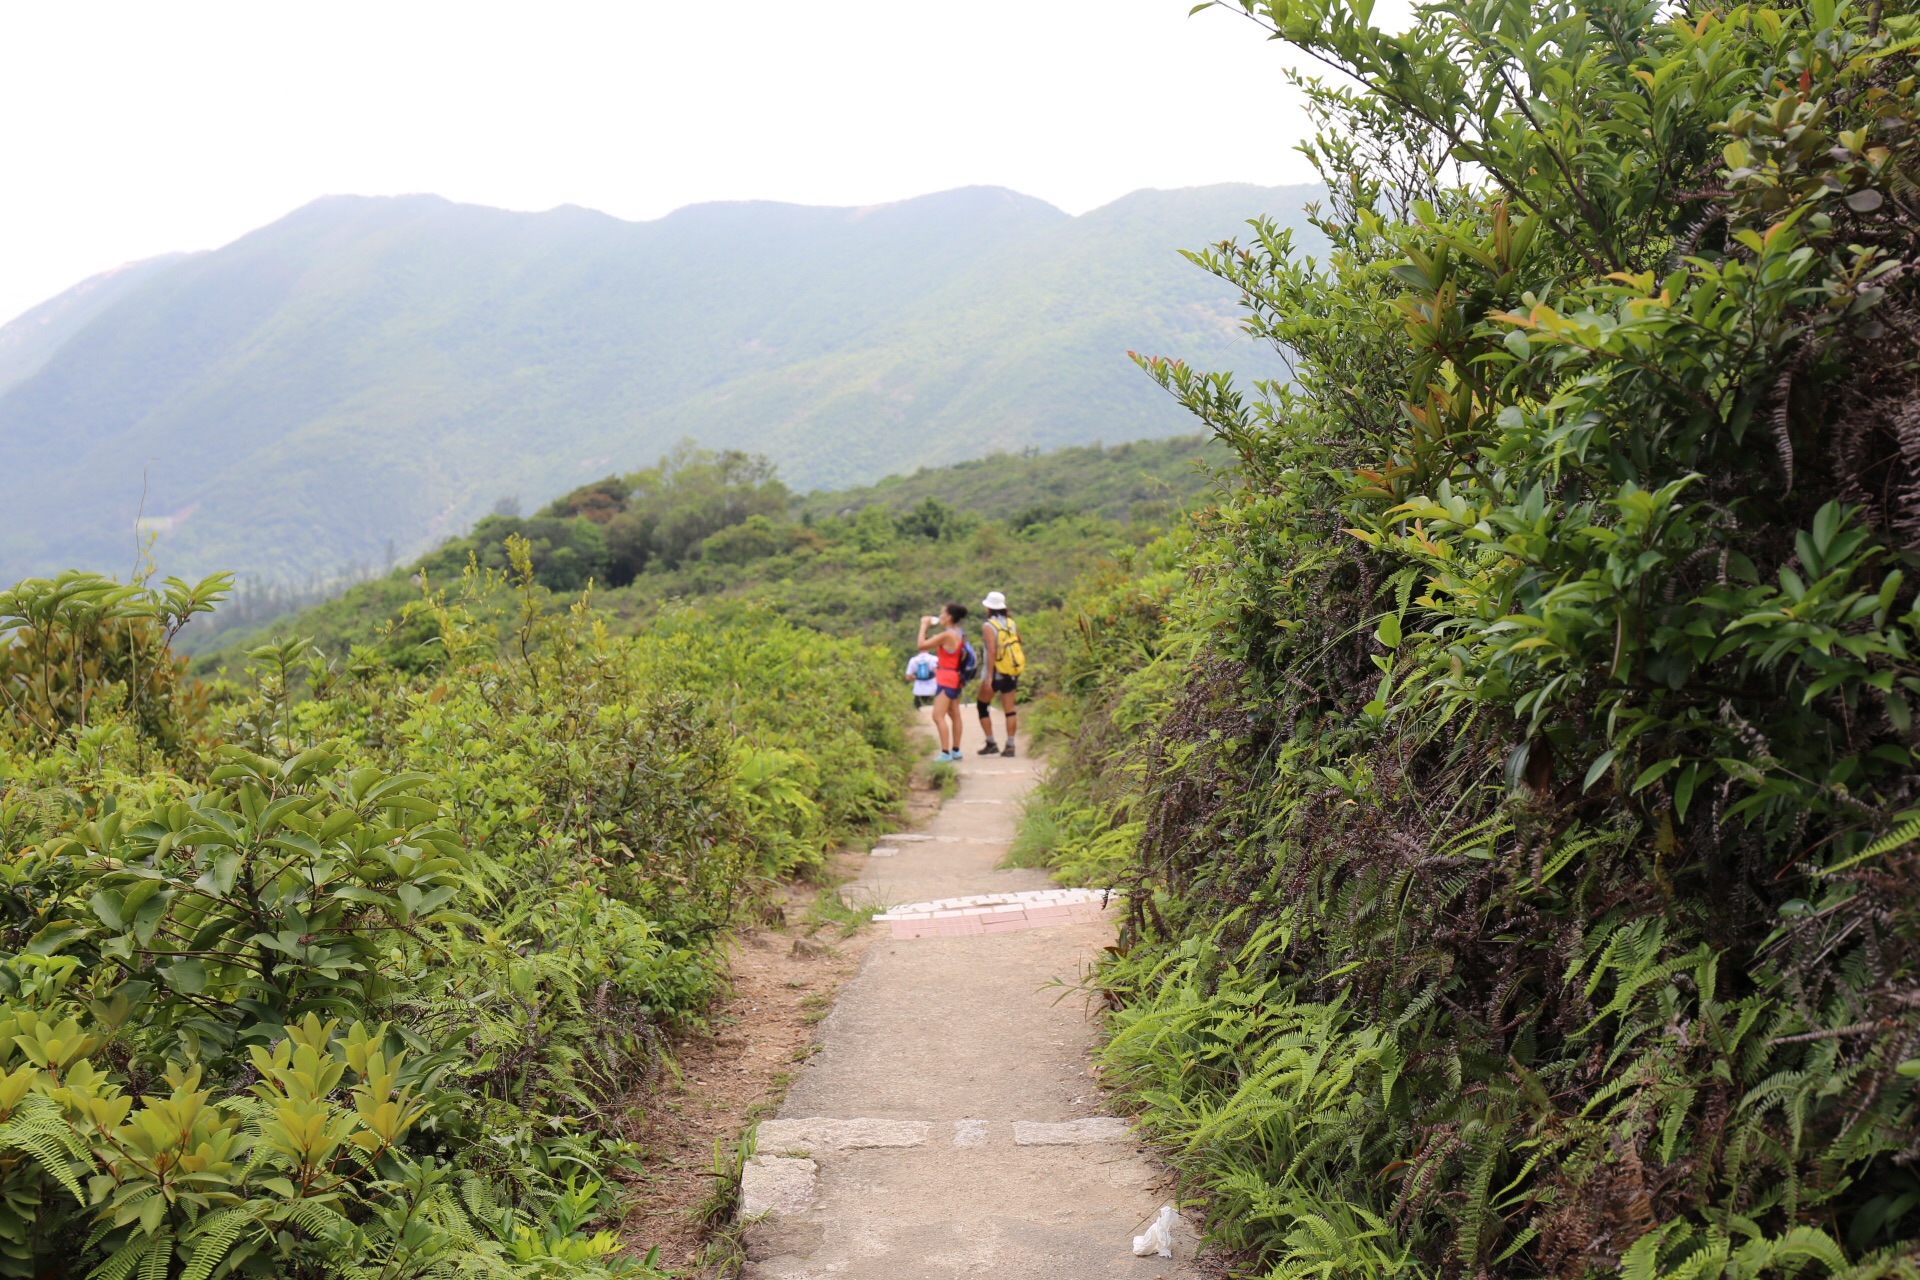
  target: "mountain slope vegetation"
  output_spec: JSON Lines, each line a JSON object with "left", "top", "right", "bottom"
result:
{"left": 793, "top": 433, "right": 1228, "bottom": 526}
{"left": 189, "top": 435, "right": 1227, "bottom": 663}
{"left": 0, "top": 183, "right": 1314, "bottom": 588}
{"left": 0, "top": 254, "right": 187, "bottom": 395}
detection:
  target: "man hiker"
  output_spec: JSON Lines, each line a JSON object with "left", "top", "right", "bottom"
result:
{"left": 916, "top": 602, "right": 970, "bottom": 761}
{"left": 975, "top": 590, "right": 1024, "bottom": 757}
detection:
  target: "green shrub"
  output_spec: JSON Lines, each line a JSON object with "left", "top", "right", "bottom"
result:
{"left": 0, "top": 538, "right": 912, "bottom": 1277}
{"left": 1028, "top": 2, "right": 1920, "bottom": 1277}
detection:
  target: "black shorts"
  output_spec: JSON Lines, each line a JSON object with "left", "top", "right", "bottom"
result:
{"left": 980, "top": 672, "right": 1018, "bottom": 697}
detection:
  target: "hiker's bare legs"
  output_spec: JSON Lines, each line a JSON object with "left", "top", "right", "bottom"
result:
{"left": 933, "top": 694, "right": 957, "bottom": 753}
{"left": 976, "top": 687, "right": 1018, "bottom": 739}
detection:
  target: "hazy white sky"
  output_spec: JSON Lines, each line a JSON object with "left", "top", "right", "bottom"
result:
{"left": 0, "top": 1, "right": 1327, "bottom": 326}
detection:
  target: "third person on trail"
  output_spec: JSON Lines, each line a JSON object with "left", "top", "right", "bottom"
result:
{"left": 975, "top": 590, "right": 1025, "bottom": 757}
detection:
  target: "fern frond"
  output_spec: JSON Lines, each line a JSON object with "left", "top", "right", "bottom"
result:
{"left": 1820, "top": 818, "right": 1920, "bottom": 875}
{"left": 180, "top": 1208, "right": 252, "bottom": 1280}
{"left": 0, "top": 1110, "right": 90, "bottom": 1202}
{"left": 88, "top": 1236, "right": 148, "bottom": 1280}
{"left": 137, "top": 1231, "right": 173, "bottom": 1280}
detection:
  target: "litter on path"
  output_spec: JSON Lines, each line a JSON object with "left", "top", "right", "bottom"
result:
{"left": 1134, "top": 1205, "right": 1177, "bottom": 1258}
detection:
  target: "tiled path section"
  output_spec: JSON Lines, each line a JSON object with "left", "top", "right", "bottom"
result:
{"left": 740, "top": 717, "right": 1197, "bottom": 1279}
{"left": 874, "top": 889, "right": 1114, "bottom": 939}
{"left": 743, "top": 1116, "right": 1137, "bottom": 1217}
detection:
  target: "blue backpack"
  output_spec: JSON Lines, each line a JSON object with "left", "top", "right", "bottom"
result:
{"left": 959, "top": 640, "right": 980, "bottom": 684}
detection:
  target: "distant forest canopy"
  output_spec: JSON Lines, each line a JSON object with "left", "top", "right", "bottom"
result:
{"left": 472, "top": 446, "right": 791, "bottom": 587}
{"left": 0, "top": 182, "right": 1317, "bottom": 588}
{"left": 428, "top": 434, "right": 1226, "bottom": 590}
{"left": 185, "top": 434, "right": 1227, "bottom": 662}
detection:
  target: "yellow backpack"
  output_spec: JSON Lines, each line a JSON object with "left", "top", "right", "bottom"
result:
{"left": 988, "top": 617, "right": 1026, "bottom": 676}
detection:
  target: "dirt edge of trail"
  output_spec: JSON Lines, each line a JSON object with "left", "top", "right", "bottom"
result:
{"left": 618, "top": 773, "right": 945, "bottom": 1271}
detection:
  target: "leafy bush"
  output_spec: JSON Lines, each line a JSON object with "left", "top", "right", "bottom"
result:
{"left": 1029, "top": 2, "right": 1920, "bottom": 1277}
{"left": 1, "top": 572, "right": 230, "bottom": 758}
{"left": 421, "top": 445, "right": 791, "bottom": 591}
{"left": 0, "top": 539, "right": 912, "bottom": 1277}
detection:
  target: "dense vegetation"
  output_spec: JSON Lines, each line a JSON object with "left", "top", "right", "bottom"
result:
{"left": 1025, "top": 1, "right": 1920, "bottom": 1277}
{"left": 789, "top": 434, "right": 1230, "bottom": 528}
{"left": 188, "top": 437, "right": 1223, "bottom": 664}
{"left": 0, "top": 430, "right": 1217, "bottom": 1276}
{"left": 0, "top": 182, "right": 1310, "bottom": 588}
{"left": 0, "top": 547, "right": 908, "bottom": 1277}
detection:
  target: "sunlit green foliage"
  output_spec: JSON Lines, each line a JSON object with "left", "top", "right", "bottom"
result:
{"left": 0, "top": 541, "right": 909, "bottom": 1276}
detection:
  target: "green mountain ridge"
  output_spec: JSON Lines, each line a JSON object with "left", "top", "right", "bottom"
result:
{"left": 0, "top": 252, "right": 190, "bottom": 395}
{"left": 0, "top": 183, "right": 1322, "bottom": 587}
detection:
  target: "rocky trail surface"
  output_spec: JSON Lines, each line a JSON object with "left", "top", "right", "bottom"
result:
{"left": 739, "top": 720, "right": 1199, "bottom": 1278}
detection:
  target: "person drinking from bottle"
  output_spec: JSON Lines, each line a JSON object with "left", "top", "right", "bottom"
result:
{"left": 916, "top": 602, "right": 969, "bottom": 761}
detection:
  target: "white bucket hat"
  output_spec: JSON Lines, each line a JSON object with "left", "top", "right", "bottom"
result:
{"left": 982, "top": 591, "right": 1008, "bottom": 611}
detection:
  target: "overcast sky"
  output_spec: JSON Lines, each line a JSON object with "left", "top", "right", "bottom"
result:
{"left": 0, "top": 1, "right": 1337, "bottom": 326}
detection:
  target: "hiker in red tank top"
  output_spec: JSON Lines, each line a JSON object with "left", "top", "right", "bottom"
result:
{"left": 934, "top": 638, "right": 964, "bottom": 691}
{"left": 915, "top": 602, "right": 970, "bottom": 761}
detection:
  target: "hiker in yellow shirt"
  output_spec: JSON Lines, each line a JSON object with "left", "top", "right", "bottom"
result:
{"left": 974, "top": 591, "right": 1025, "bottom": 757}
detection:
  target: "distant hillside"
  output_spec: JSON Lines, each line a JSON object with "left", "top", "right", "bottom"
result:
{"left": 795, "top": 434, "right": 1230, "bottom": 526}
{"left": 0, "top": 254, "right": 188, "bottom": 394}
{"left": 189, "top": 436, "right": 1223, "bottom": 664}
{"left": 0, "top": 184, "right": 1320, "bottom": 586}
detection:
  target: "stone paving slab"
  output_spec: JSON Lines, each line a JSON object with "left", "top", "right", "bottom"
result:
{"left": 743, "top": 1147, "right": 1198, "bottom": 1279}
{"left": 758, "top": 1117, "right": 933, "bottom": 1152}
{"left": 752, "top": 1115, "right": 1136, "bottom": 1155}
{"left": 874, "top": 888, "right": 1116, "bottom": 939}
{"left": 1013, "top": 1117, "right": 1135, "bottom": 1146}
{"left": 742, "top": 1156, "right": 818, "bottom": 1217}
{"left": 876, "top": 889, "right": 1112, "bottom": 918}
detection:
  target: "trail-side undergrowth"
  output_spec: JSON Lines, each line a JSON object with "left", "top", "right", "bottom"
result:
{"left": 0, "top": 538, "right": 909, "bottom": 1279}
{"left": 1023, "top": 2, "right": 1920, "bottom": 1277}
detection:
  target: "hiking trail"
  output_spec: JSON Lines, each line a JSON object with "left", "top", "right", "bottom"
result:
{"left": 738, "top": 715, "right": 1200, "bottom": 1278}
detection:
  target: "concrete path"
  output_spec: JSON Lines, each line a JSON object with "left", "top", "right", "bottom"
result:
{"left": 740, "top": 725, "right": 1198, "bottom": 1278}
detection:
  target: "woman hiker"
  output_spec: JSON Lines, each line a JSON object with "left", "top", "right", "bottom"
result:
{"left": 974, "top": 590, "right": 1024, "bottom": 757}
{"left": 917, "top": 602, "right": 970, "bottom": 761}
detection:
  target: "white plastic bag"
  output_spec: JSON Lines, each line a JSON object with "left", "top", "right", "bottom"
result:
{"left": 1132, "top": 1204, "right": 1176, "bottom": 1258}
